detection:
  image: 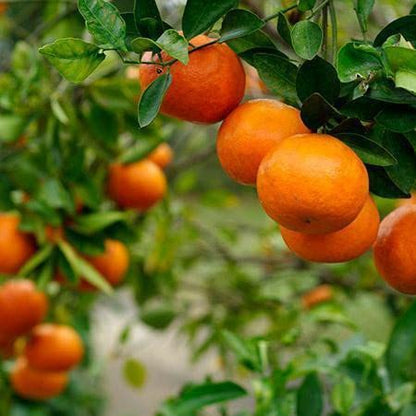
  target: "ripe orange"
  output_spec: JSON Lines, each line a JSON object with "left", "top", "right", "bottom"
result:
{"left": 373, "top": 205, "right": 416, "bottom": 294}
{"left": 11, "top": 357, "right": 68, "bottom": 401}
{"left": 302, "top": 285, "right": 333, "bottom": 309}
{"left": 257, "top": 134, "right": 369, "bottom": 234}
{"left": 281, "top": 196, "right": 379, "bottom": 263}
{"left": 148, "top": 143, "right": 174, "bottom": 169}
{"left": 216, "top": 99, "right": 310, "bottom": 185}
{"left": 0, "top": 213, "right": 36, "bottom": 274}
{"left": 24, "top": 324, "right": 84, "bottom": 372}
{"left": 108, "top": 160, "right": 167, "bottom": 212}
{"left": 0, "top": 280, "right": 48, "bottom": 337}
{"left": 139, "top": 34, "right": 245, "bottom": 124}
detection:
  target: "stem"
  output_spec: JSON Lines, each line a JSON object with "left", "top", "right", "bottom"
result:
{"left": 329, "top": 0, "right": 338, "bottom": 63}
{"left": 263, "top": 4, "right": 298, "bottom": 23}
{"left": 308, "top": 0, "right": 330, "bottom": 19}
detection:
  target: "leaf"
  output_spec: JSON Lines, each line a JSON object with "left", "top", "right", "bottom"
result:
{"left": 337, "top": 42, "right": 382, "bottom": 82}
{"left": 39, "top": 38, "right": 105, "bottom": 83}
{"left": 385, "top": 301, "right": 416, "bottom": 386}
{"left": 78, "top": 0, "right": 127, "bottom": 50}
{"left": 277, "top": 12, "right": 292, "bottom": 46}
{"left": 166, "top": 381, "right": 247, "bottom": 414}
{"left": 368, "top": 79, "right": 416, "bottom": 105}
{"left": 0, "top": 114, "right": 28, "bottom": 143}
{"left": 354, "top": 0, "right": 375, "bottom": 34}
{"left": 375, "top": 105, "right": 416, "bottom": 133}
{"left": 58, "top": 240, "right": 113, "bottom": 294}
{"left": 74, "top": 211, "right": 130, "bottom": 234}
{"left": 374, "top": 16, "right": 416, "bottom": 47}
{"left": 331, "top": 377, "right": 355, "bottom": 415}
{"left": 134, "top": 0, "right": 163, "bottom": 37}
{"left": 384, "top": 46, "right": 416, "bottom": 94}
{"left": 220, "top": 9, "right": 264, "bottom": 43}
{"left": 157, "top": 30, "right": 189, "bottom": 64}
{"left": 292, "top": 21, "right": 323, "bottom": 60}
{"left": 301, "top": 93, "right": 343, "bottom": 130}
{"left": 38, "top": 179, "right": 74, "bottom": 212}
{"left": 130, "top": 37, "right": 159, "bottom": 55}
{"left": 123, "top": 359, "right": 147, "bottom": 389}
{"left": 298, "top": 0, "right": 317, "bottom": 12}
{"left": 182, "top": 0, "right": 237, "bottom": 40}
{"left": 87, "top": 104, "right": 119, "bottom": 145}
{"left": 119, "top": 136, "right": 164, "bottom": 164}
{"left": 65, "top": 229, "right": 106, "bottom": 256}
{"left": 18, "top": 244, "right": 54, "bottom": 277}
{"left": 297, "top": 373, "right": 323, "bottom": 416}
{"left": 226, "top": 29, "right": 276, "bottom": 54}
{"left": 387, "top": 383, "right": 415, "bottom": 412}
{"left": 141, "top": 303, "right": 176, "bottom": 329}
{"left": 367, "top": 166, "right": 411, "bottom": 198}
{"left": 335, "top": 133, "right": 397, "bottom": 166}
{"left": 121, "top": 12, "right": 138, "bottom": 36}
{"left": 138, "top": 73, "right": 172, "bottom": 127}
{"left": 340, "top": 97, "right": 384, "bottom": 121}
{"left": 254, "top": 53, "right": 298, "bottom": 104}
{"left": 296, "top": 56, "right": 340, "bottom": 103}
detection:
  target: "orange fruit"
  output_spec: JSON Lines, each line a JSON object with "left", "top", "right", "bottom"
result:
{"left": 108, "top": 160, "right": 167, "bottom": 212}
{"left": 11, "top": 357, "right": 68, "bottom": 401}
{"left": 373, "top": 205, "right": 416, "bottom": 294}
{"left": 0, "top": 213, "right": 36, "bottom": 274}
{"left": 216, "top": 99, "right": 310, "bottom": 185}
{"left": 0, "top": 3, "right": 7, "bottom": 14}
{"left": 148, "top": 143, "right": 174, "bottom": 169}
{"left": 244, "top": 65, "right": 268, "bottom": 96}
{"left": 281, "top": 196, "right": 379, "bottom": 263}
{"left": 301, "top": 285, "right": 333, "bottom": 309}
{"left": 139, "top": 34, "right": 245, "bottom": 124}
{"left": 24, "top": 324, "right": 84, "bottom": 372}
{"left": 257, "top": 134, "right": 369, "bottom": 234}
{"left": 0, "top": 280, "right": 48, "bottom": 337}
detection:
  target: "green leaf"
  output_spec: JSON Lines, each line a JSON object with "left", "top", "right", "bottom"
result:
{"left": 65, "top": 229, "right": 106, "bottom": 256}
{"left": 340, "top": 97, "right": 384, "bottom": 121}
{"left": 387, "top": 383, "right": 415, "bottom": 412}
{"left": 354, "top": 0, "right": 375, "bottom": 34}
{"left": 277, "top": 12, "right": 292, "bottom": 46}
{"left": 39, "top": 38, "right": 105, "bottom": 83}
{"left": 335, "top": 133, "right": 397, "bottom": 166}
{"left": 220, "top": 9, "right": 264, "bottom": 43}
{"left": 298, "top": 0, "right": 317, "bottom": 12}
{"left": 138, "top": 73, "right": 172, "bottom": 127}
{"left": 226, "top": 29, "right": 276, "bottom": 54}
{"left": 297, "top": 373, "right": 323, "bottom": 416}
{"left": 141, "top": 303, "right": 176, "bottom": 329}
{"left": 254, "top": 53, "right": 298, "bottom": 104}
{"left": 58, "top": 240, "right": 113, "bottom": 294}
{"left": 0, "top": 114, "right": 28, "bottom": 143}
{"left": 75, "top": 211, "right": 130, "bottom": 234}
{"left": 130, "top": 37, "right": 159, "bottom": 54}
{"left": 385, "top": 301, "right": 416, "bottom": 385}
{"left": 182, "top": 0, "right": 237, "bottom": 40}
{"left": 331, "top": 377, "right": 355, "bottom": 415}
{"left": 395, "top": 71, "right": 416, "bottom": 94}
{"left": 337, "top": 42, "right": 382, "bottom": 83}
{"left": 374, "top": 16, "right": 416, "bottom": 47}
{"left": 119, "top": 136, "right": 164, "bottom": 164}
{"left": 292, "top": 21, "right": 323, "bottom": 60}
{"left": 18, "top": 244, "right": 54, "bottom": 277}
{"left": 78, "top": 0, "right": 127, "bottom": 50}
{"left": 123, "top": 359, "right": 147, "bottom": 389}
{"left": 301, "top": 93, "right": 343, "bottom": 130}
{"left": 376, "top": 105, "right": 416, "bottom": 133}
{"left": 87, "top": 104, "right": 119, "bottom": 145}
{"left": 384, "top": 46, "right": 416, "bottom": 94}
{"left": 167, "top": 381, "right": 247, "bottom": 414}
{"left": 157, "top": 30, "right": 189, "bottom": 64}
{"left": 38, "top": 178, "right": 74, "bottom": 212}
{"left": 368, "top": 166, "right": 411, "bottom": 198}
{"left": 296, "top": 56, "right": 340, "bottom": 103}
{"left": 369, "top": 79, "right": 416, "bottom": 105}
{"left": 134, "top": 0, "right": 163, "bottom": 38}
{"left": 121, "top": 12, "right": 138, "bottom": 36}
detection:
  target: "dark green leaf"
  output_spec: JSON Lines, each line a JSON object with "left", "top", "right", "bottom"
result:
{"left": 337, "top": 42, "right": 382, "bottom": 82}
{"left": 296, "top": 56, "right": 340, "bottom": 103}
{"left": 220, "top": 9, "right": 264, "bottom": 43}
{"left": 374, "top": 16, "right": 416, "bottom": 47}
{"left": 376, "top": 105, "right": 416, "bottom": 133}
{"left": 138, "top": 73, "right": 172, "bottom": 127}
{"left": 297, "top": 373, "right": 323, "bottom": 416}
{"left": 330, "top": 118, "right": 367, "bottom": 135}
{"left": 226, "top": 29, "right": 276, "bottom": 54}
{"left": 340, "top": 97, "right": 384, "bottom": 121}
{"left": 182, "top": 0, "right": 237, "bottom": 40}
{"left": 78, "top": 0, "right": 127, "bottom": 50}
{"left": 386, "top": 302, "right": 416, "bottom": 385}
{"left": 39, "top": 38, "right": 105, "bottom": 83}
{"left": 38, "top": 179, "right": 74, "bottom": 212}
{"left": 298, "top": 0, "right": 317, "bottom": 12}
{"left": 141, "top": 303, "right": 176, "bottom": 329}
{"left": 368, "top": 166, "right": 411, "bottom": 198}
{"left": 65, "top": 229, "right": 106, "bottom": 256}
{"left": 87, "top": 104, "right": 119, "bottom": 144}
{"left": 335, "top": 133, "right": 397, "bottom": 166}
{"left": 134, "top": 0, "right": 162, "bottom": 37}
{"left": 369, "top": 79, "right": 416, "bottom": 105}
{"left": 405, "top": 131, "right": 416, "bottom": 152}
{"left": 354, "top": 0, "right": 375, "bottom": 34}
{"left": 301, "top": 93, "right": 343, "bottom": 130}
{"left": 292, "top": 21, "right": 323, "bottom": 60}
{"left": 157, "top": 30, "right": 189, "bottom": 64}
{"left": 411, "top": 4, "right": 416, "bottom": 14}
{"left": 75, "top": 211, "right": 130, "bottom": 234}
{"left": 130, "top": 37, "right": 159, "bottom": 54}
{"left": 121, "top": 12, "right": 138, "bottom": 36}
{"left": 254, "top": 53, "right": 298, "bottom": 103}
{"left": 277, "top": 12, "right": 292, "bottom": 46}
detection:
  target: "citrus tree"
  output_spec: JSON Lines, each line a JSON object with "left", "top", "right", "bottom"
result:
{"left": 1, "top": 0, "right": 416, "bottom": 415}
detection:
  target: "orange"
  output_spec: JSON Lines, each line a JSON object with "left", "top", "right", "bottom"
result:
{"left": 0, "top": 280, "right": 48, "bottom": 337}
{"left": 139, "top": 34, "right": 245, "bottom": 124}
{"left": 108, "top": 160, "right": 167, "bottom": 212}
{"left": 11, "top": 357, "right": 68, "bottom": 401}
{"left": 301, "top": 285, "right": 333, "bottom": 309}
{"left": 257, "top": 134, "right": 369, "bottom": 234}
{"left": 0, "top": 213, "right": 36, "bottom": 274}
{"left": 281, "top": 196, "right": 379, "bottom": 263}
{"left": 24, "top": 324, "right": 84, "bottom": 372}
{"left": 0, "top": 3, "right": 7, "bottom": 14}
{"left": 148, "top": 143, "right": 174, "bottom": 169}
{"left": 216, "top": 99, "right": 310, "bottom": 185}
{"left": 244, "top": 65, "right": 268, "bottom": 96}
{"left": 373, "top": 205, "right": 416, "bottom": 294}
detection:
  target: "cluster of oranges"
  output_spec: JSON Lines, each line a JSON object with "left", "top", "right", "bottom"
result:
{"left": 137, "top": 33, "right": 416, "bottom": 296}
{"left": 0, "top": 280, "right": 84, "bottom": 400}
